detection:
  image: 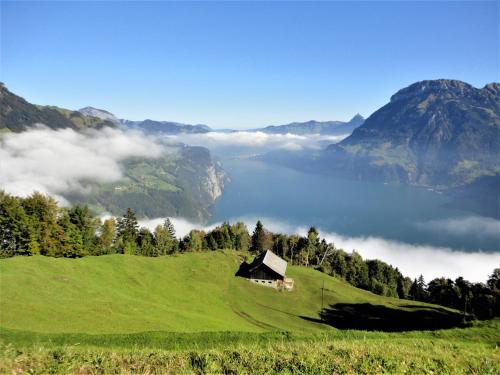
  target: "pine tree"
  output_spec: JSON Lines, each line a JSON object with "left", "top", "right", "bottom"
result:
{"left": 116, "top": 208, "right": 139, "bottom": 242}
{"left": 164, "top": 218, "right": 176, "bottom": 239}
{"left": 116, "top": 208, "right": 139, "bottom": 254}
{"left": 250, "top": 220, "right": 267, "bottom": 253}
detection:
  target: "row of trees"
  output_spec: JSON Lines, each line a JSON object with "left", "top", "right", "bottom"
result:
{"left": 0, "top": 192, "right": 178, "bottom": 257}
{"left": 1, "top": 192, "right": 498, "bottom": 319}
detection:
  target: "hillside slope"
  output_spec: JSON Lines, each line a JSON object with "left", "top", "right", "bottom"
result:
{"left": 66, "top": 146, "right": 226, "bottom": 220}
{"left": 0, "top": 84, "right": 115, "bottom": 132}
{"left": 0, "top": 252, "right": 461, "bottom": 334}
{"left": 324, "top": 80, "right": 500, "bottom": 188}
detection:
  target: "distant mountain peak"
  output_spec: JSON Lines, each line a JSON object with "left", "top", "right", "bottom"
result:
{"left": 79, "top": 106, "right": 119, "bottom": 123}
{"left": 348, "top": 113, "right": 365, "bottom": 126}
{"left": 390, "top": 79, "right": 474, "bottom": 103}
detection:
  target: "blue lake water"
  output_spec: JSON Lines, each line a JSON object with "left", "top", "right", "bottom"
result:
{"left": 210, "top": 159, "right": 499, "bottom": 252}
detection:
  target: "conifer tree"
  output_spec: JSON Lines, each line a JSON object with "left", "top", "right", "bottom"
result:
{"left": 250, "top": 220, "right": 267, "bottom": 253}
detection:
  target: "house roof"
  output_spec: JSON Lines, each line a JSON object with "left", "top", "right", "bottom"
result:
{"left": 249, "top": 250, "right": 287, "bottom": 277}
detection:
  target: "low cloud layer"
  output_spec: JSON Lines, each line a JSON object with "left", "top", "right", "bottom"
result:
{"left": 0, "top": 126, "right": 164, "bottom": 204}
{"left": 167, "top": 131, "right": 348, "bottom": 151}
{"left": 139, "top": 215, "right": 499, "bottom": 283}
{"left": 417, "top": 216, "right": 500, "bottom": 240}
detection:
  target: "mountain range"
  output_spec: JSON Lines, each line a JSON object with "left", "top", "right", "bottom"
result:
{"left": 253, "top": 114, "right": 365, "bottom": 135}
{"left": 79, "top": 106, "right": 212, "bottom": 134}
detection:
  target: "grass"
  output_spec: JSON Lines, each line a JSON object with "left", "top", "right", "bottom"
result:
{"left": 1, "top": 327, "right": 498, "bottom": 374}
{"left": 0, "top": 252, "right": 453, "bottom": 334}
{"left": 1, "top": 252, "right": 498, "bottom": 373}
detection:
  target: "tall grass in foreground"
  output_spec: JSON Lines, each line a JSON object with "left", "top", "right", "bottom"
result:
{"left": 1, "top": 338, "right": 498, "bottom": 374}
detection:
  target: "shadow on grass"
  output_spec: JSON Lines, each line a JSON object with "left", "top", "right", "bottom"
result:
{"left": 235, "top": 261, "right": 250, "bottom": 277}
{"left": 302, "top": 303, "right": 470, "bottom": 331}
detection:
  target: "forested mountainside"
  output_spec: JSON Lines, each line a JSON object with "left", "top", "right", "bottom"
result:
{"left": 254, "top": 114, "right": 364, "bottom": 135}
{"left": 323, "top": 79, "right": 500, "bottom": 188}
{"left": 0, "top": 85, "right": 226, "bottom": 221}
{"left": 66, "top": 146, "right": 226, "bottom": 220}
{"left": 0, "top": 84, "right": 115, "bottom": 132}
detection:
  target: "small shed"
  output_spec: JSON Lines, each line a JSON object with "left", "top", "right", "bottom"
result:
{"left": 246, "top": 250, "right": 294, "bottom": 290}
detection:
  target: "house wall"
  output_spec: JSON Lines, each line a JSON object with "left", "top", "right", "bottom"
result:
{"left": 249, "top": 279, "right": 278, "bottom": 288}
{"left": 248, "top": 264, "right": 282, "bottom": 281}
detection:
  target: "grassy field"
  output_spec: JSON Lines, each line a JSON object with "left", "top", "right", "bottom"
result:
{"left": 0, "top": 251, "right": 458, "bottom": 334}
{"left": 1, "top": 252, "right": 498, "bottom": 373}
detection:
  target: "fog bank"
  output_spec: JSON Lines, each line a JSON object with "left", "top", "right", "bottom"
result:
{"left": 0, "top": 126, "right": 165, "bottom": 204}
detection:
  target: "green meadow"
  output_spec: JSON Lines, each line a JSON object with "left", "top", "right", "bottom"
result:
{"left": 1, "top": 252, "right": 498, "bottom": 373}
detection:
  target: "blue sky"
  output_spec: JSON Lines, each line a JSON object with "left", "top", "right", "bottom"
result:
{"left": 1, "top": 1, "right": 498, "bottom": 129}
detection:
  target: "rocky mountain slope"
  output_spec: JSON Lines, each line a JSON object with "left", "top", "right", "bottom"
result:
{"left": 79, "top": 106, "right": 121, "bottom": 124}
{"left": 67, "top": 146, "right": 226, "bottom": 221}
{"left": 323, "top": 80, "right": 500, "bottom": 188}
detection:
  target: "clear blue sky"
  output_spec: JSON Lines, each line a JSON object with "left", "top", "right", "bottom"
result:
{"left": 1, "top": 1, "right": 498, "bottom": 129}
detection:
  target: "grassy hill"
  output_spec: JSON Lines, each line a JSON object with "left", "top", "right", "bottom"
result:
{"left": 1, "top": 252, "right": 499, "bottom": 373}
{"left": 0, "top": 252, "right": 460, "bottom": 335}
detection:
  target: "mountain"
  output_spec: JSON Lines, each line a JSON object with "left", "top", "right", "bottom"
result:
{"left": 121, "top": 119, "right": 212, "bottom": 134}
{"left": 66, "top": 145, "right": 226, "bottom": 221}
{"left": 254, "top": 114, "right": 364, "bottom": 135}
{"left": 77, "top": 107, "right": 212, "bottom": 134}
{"left": 79, "top": 106, "right": 121, "bottom": 124}
{"left": 0, "top": 84, "right": 115, "bottom": 132}
{"left": 0, "top": 85, "right": 226, "bottom": 221}
{"left": 322, "top": 80, "right": 500, "bottom": 188}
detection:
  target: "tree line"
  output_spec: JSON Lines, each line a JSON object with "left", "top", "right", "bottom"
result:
{"left": 1, "top": 191, "right": 498, "bottom": 319}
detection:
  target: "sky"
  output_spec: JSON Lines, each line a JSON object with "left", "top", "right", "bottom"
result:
{"left": 1, "top": 1, "right": 499, "bottom": 129}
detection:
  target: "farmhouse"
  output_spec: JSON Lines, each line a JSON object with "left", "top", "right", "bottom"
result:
{"left": 247, "top": 250, "right": 294, "bottom": 290}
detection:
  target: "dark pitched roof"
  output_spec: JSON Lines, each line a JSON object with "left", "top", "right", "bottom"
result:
{"left": 249, "top": 250, "right": 287, "bottom": 277}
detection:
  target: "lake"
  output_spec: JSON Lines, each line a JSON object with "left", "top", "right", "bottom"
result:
{"left": 210, "top": 158, "right": 499, "bottom": 252}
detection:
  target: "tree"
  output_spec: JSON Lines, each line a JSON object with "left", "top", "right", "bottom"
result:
{"left": 287, "top": 235, "right": 300, "bottom": 265}
{"left": 0, "top": 192, "right": 32, "bottom": 256}
{"left": 231, "top": 222, "right": 250, "bottom": 252}
{"left": 409, "top": 275, "right": 428, "bottom": 301}
{"left": 328, "top": 248, "right": 347, "bottom": 278}
{"left": 21, "top": 192, "right": 65, "bottom": 257}
{"left": 180, "top": 230, "right": 205, "bottom": 252}
{"left": 137, "top": 227, "right": 157, "bottom": 256}
{"left": 98, "top": 218, "right": 116, "bottom": 254}
{"left": 487, "top": 269, "right": 500, "bottom": 292}
{"left": 250, "top": 220, "right": 267, "bottom": 253}
{"left": 58, "top": 211, "right": 86, "bottom": 257}
{"left": 304, "top": 227, "right": 320, "bottom": 267}
{"left": 345, "top": 251, "right": 369, "bottom": 289}
{"left": 272, "top": 234, "right": 289, "bottom": 259}
{"left": 164, "top": 218, "right": 176, "bottom": 239}
{"left": 397, "top": 275, "right": 413, "bottom": 299}
{"left": 67, "top": 205, "right": 98, "bottom": 253}
{"left": 154, "top": 219, "right": 178, "bottom": 255}
{"left": 116, "top": 208, "right": 139, "bottom": 254}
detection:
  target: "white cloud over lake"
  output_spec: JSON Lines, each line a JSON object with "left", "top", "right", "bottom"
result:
{"left": 139, "top": 215, "right": 500, "bottom": 283}
{"left": 417, "top": 216, "right": 500, "bottom": 239}
{"left": 0, "top": 126, "right": 164, "bottom": 204}
{"left": 166, "top": 131, "right": 348, "bottom": 151}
